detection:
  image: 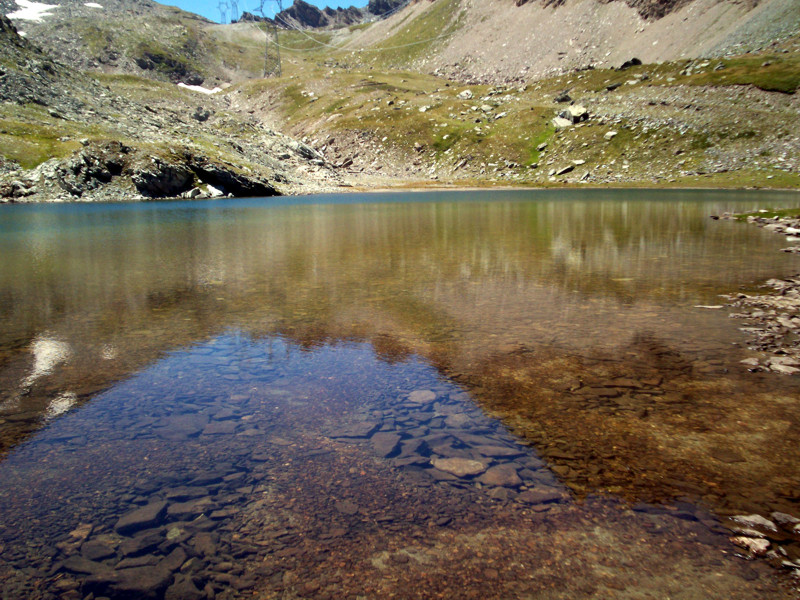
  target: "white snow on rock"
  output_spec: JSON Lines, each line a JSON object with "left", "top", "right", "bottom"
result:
{"left": 84, "top": 2, "right": 103, "bottom": 8}
{"left": 7, "top": 0, "right": 60, "bottom": 22}
{"left": 177, "top": 83, "right": 223, "bottom": 95}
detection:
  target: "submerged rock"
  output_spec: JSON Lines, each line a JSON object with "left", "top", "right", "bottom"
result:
{"left": 731, "top": 536, "right": 770, "bottom": 556}
{"left": 732, "top": 514, "right": 778, "bottom": 532}
{"left": 372, "top": 432, "right": 401, "bottom": 457}
{"left": 114, "top": 501, "right": 168, "bottom": 535}
{"left": 85, "top": 565, "right": 173, "bottom": 599}
{"left": 408, "top": 390, "right": 437, "bottom": 404}
{"left": 431, "top": 457, "right": 487, "bottom": 477}
{"left": 478, "top": 464, "right": 522, "bottom": 487}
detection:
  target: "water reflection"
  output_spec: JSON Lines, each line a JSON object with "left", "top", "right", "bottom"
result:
{"left": 2, "top": 190, "right": 800, "bottom": 596}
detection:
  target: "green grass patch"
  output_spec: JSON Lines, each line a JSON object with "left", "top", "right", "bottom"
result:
{"left": 0, "top": 120, "right": 79, "bottom": 168}
{"left": 278, "top": 29, "right": 335, "bottom": 53}
{"left": 367, "top": 0, "right": 466, "bottom": 68}
{"left": 684, "top": 54, "right": 800, "bottom": 94}
{"left": 528, "top": 122, "right": 554, "bottom": 165}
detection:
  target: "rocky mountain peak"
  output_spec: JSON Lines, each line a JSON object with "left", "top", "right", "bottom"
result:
{"left": 240, "top": 0, "right": 408, "bottom": 29}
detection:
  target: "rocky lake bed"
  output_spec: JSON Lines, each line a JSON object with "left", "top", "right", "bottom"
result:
{"left": 1, "top": 334, "right": 797, "bottom": 600}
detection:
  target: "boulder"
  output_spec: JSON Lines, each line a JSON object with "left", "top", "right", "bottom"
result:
{"left": 85, "top": 566, "right": 173, "bottom": 600}
{"left": 114, "top": 501, "right": 168, "bottom": 535}
{"left": 558, "top": 105, "right": 588, "bottom": 124}
{"left": 552, "top": 116, "right": 573, "bottom": 130}
{"left": 554, "top": 165, "right": 575, "bottom": 176}
{"left": 131, "top": 161, "right": 193, "bottom": 198}
{"left": 61, "top": 555, "right": 109, "bottom": 575}
{"left": 457, "top": 89, "right": 474, "bottom": 100}
{"left": 478, "top": 464, "right": 522, "bottom": 487}
{"left": 192, "top": 107, "right": 211, "bottom": 122}
{"left": 165, "top": 575, "right": 203, "bottom": 600}
{"left": 730, "top": 536, "right": 770, "bottom": 556}
{"left": 554, "top": 91, "right": 571, "bottom": 103}
{"left": 431, "top": 457, "right": 487, "bottom": 477}
{"left": 285, "top": 139, "right": 323, "bottom": 161}
{"left": 617, "top": 57, "right": 642, "bottom": 70}
{"left": 371, "top": 432, "right": 401, "bottom": 457}
{"left": 204, "top": 184, "right": 225, "bottom": 199}
{"left": 408, "top": 390, "right": 436, "bottom": 403}
{"left": 82, "top": 540, "right": 117, "bottom": 561}
{"left": 516, "top": 487, "right": 563, "bottom": 504}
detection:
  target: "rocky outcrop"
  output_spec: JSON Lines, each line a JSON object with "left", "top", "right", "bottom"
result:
{"left": 0, "top": 142, "right": 280, "bottom": 202}
{"left": 56, "top": 141, "right": 131, "bottom": 197}
{"left": 367, "top": 0, "right": 407, "bottom": 17}
{"left": 133, "top": 50, "right": 203, "bottom": 85}
{"left": 514, "top": 0, "right": 749, "bottom": 20}
{"left": 187, "top": 156, "right": 278, "bottom": 198}
{"left": 275, "top": 0, "right": 329, "bottom": 28}
{"left": 251, "top": 0, "right": 363, "bottom": 29}
{"left": 130, "top": 158, "right": 194, "bottom": 198}
{"left": 240, "top": 0, "right": 408, "bottom": 29}
{"left": 0, "top": 15, "right": 63, "bottom": 106}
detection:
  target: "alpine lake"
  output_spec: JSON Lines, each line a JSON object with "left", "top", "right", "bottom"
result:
{"left": 3, "top": 188, "right": 800, "bottom": 600}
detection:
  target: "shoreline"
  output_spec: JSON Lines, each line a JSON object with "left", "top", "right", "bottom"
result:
{"left": 718, "top": 210, "right": 800, "bottom": 375}
{"left": 4, "top": 181, "right": 800, "bottom": 205}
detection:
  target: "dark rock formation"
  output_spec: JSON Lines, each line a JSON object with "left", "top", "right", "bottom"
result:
{"left": 274, "top": 0, "right": 362, "bottom": 29}
{"left": 238, "top": 0, "right": 408, "bottom": 29}
{"left": 368, "top": 0, "right": 407, "bottom": 17}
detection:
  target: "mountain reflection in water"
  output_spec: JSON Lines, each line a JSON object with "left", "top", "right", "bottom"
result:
{"left": 1, "top": 189, "right": 800, "bottom": 598}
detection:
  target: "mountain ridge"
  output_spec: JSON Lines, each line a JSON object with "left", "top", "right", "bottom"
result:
{"left": 238, "top": 0, "right": 408, "bottom": 30}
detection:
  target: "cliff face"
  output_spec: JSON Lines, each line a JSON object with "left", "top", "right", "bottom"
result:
{"left": 514, "top": 0, "right": 759, "bottom": 20}
{"left": 368, "top": 0, "right": 409, "bottom": 17}
{"left": 276, "top": 0, "right": 360, "bottom": 28}
{"left": 240, "top": 0, "right": 408, "bottom": 29}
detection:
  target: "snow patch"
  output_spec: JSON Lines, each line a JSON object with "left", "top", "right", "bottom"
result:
{"left": 7, "top": 0, "right": 60, "bottom": 22}
{"left": 84, "top": 2, "right": 103, "bottom": 8}
{"left": 177, "top": 83, "right": 223, "bottom": 95}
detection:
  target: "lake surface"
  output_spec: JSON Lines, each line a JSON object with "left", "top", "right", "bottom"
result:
{"left": 2, "top": 189, "right": 800, "bottom": 599}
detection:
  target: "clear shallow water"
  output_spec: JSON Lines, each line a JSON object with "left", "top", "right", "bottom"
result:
{"left": 2, "top": 189, "right": 800, "bottom": 599}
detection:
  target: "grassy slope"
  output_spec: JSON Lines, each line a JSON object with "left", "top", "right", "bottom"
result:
{"left": 364, "top": 0, "right": 466, "bottom": 69}
{"left": 221, "top": 0, "right": 799, "bottom": 189}
{"left": 232, "top": 48, "right": 800, "bottom": 188}
{"left": 2, "top": 1, "right": 798, "bottom": 190}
